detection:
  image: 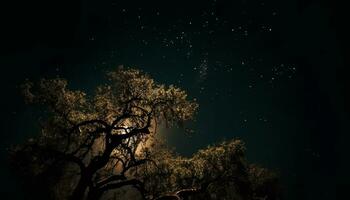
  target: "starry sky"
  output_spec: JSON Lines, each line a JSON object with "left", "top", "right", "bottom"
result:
{"left": 1, "top": 0, "right": 350, "bottom": 199}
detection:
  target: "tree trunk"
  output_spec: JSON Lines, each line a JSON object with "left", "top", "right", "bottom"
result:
{"left": 70, "top": 175, "right": 90, "bottom": 200}
{"left": 86, "top": 188, "right": 103, "bottom": 200}
{"left": 70, "top": 141, "right": 117, "bottom": 200}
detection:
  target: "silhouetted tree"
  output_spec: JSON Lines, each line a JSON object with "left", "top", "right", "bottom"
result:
{"left": 9, "top": 67, "right": 198, "bottom": 200}
{"left": 139, "top": 139, "right": 283, "bottom": 200}
{"left": 9, "top": 67, "right": 282, "bottom": 200}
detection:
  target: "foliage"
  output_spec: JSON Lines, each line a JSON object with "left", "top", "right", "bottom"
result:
{"left": 139, "top": 139, "right": 282, "bottom": 200}
{"left": 10, "top": 67, "right": 198, "bottom": 200}
{"left": 9, "top": 67, "right": 282, "bottom": 200}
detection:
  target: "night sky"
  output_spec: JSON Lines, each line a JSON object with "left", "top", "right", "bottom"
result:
{"left": 1, "top": 0, "right": 349, "bottom": 199}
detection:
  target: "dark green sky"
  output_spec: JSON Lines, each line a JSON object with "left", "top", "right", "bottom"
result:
{"left": 1, "top": 0, "right": 349, "bottom": 199}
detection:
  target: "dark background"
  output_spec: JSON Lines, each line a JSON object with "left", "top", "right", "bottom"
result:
{"left": 1, "top": 0, "right": 349, "bottom": 199}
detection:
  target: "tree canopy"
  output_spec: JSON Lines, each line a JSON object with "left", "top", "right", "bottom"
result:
{"left": 139, "top": 139, "right": 282, "bottom": 200}
{"left": 9, "top": 67, "right": 282, "bottom": 200}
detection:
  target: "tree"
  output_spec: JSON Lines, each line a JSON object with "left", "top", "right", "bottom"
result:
{"left": 9, "top": 67, "right": 198, "bottom": 200}
{"left": 10, "top": 67, "right": 282, "bottom": 200}
{"left": 138, "top": 139, "right": 283, "bottom": 200}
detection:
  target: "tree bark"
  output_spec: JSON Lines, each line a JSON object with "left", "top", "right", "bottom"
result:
{"left": 86, "top": 188, "right": 103, "bottom": 200}
{"left": 70, "top": 172, "right": 92, "bottom": 200}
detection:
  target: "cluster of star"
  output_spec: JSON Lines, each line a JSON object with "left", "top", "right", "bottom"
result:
{"left": 91, "top": 0, "right": 279, "bottom": 62}
{"left": 83, "top": 1, "right": 295, "bottom": 100}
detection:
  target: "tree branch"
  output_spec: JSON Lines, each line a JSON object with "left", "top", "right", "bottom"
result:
{"left": 98, "top": 179, "right": 144, "bottom": 193}
{"left": 96, "top": 174, "right": 126, "bottom": 188}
